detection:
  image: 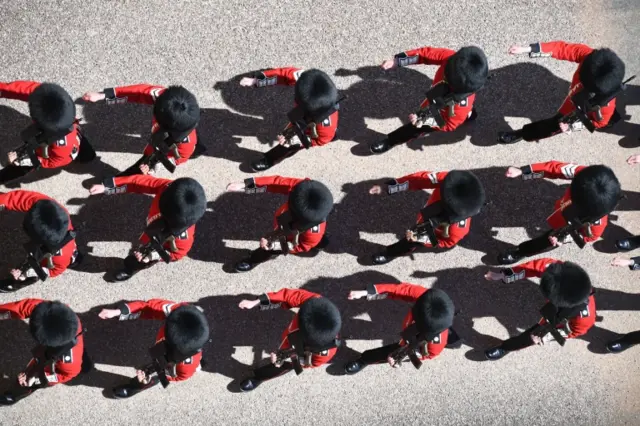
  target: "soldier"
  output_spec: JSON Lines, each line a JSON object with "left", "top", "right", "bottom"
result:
{"left": 98, "top": 299, "right": 209, "bottom": 398}
{"left": 0, "top": 299, "right": 91, "bottom": 405}
{"left": 88, "top": 175, "right": 206, "bottom": 282}
{"left": 225, "top": 176, "right": 333, "bottom": 272}
{"left": 344, "top": 283, "right": 458, "bottom": 374}
{"left": 370, "top": 45, "right": 488, "bottom": 154}
{"left": 237, "top": 288, "right": 341, "bottom": 392}
{"left": 483, "top": 258, "right": 595, "bottom": 360}
{"left": 0, "top": 190, "right": 82, "bottom": 293}
{"left": 497, "top": 161, "right": 620, "bottom": 264}
{"left": 0, "top": 81, "right": 95, "bottom": 184}
{"left": 498, "top": 42, "right": 626, "bottom": 144}
{"left": 368, "top": 169, "right": 485, "bottom": 265}
{"left": 239, "top": 68, "right": 340, "bottom": 172}
{"left": 82, "top": 84, "right": 201, "bottom": 176}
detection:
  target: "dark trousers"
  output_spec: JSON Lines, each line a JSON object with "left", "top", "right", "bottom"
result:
{"left": 252, "top": 361, "right": 295, "bottom": 381}
{"left": 513, "top": 230, "right": 556, "bottom": 258}
{"left": 387, "top": 123, "right": 435, "bottom": 146}
{"left": 520, "top": 114, "right": 563, "bottom": 142}
{"left": 0, "top": 164, "right": 35, "bottom": 184}
{"left": 117, "top": 155, "right": 153, "bottom": 177}
{"left": 385, "top": 238, "right": 424, "bottom": 257}
{"left": 358, "top": 328, "right": 460, "bottom": 364}
{"left": 614, "top": 330, "right": 640, "bottom": 346}
{"left": 122, "top": 253, "right": 157, "bottom": 275}
{"left": 263, "top": 145, "right": 302, "bottom": 165}
{"left": 499, "top": 326, "right": 537, "bottom": 352}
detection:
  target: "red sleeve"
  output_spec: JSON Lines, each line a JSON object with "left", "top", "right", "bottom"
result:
{"left": 506, "top": 258, "right": 561, "bottom": 280}
{"left": 170, "top": 352, "right": 202, "bottom": 382}
{"left": 309, "top": 347, "right": 337, "bottom": 367}
{"left": 529, "top": 161, "right": 586, "bottom": 180}
{"left": 0, "top": 190, "right": 53, "bottom": 213}
{"left": 402, "top": 47, "right": 456, "bottom": 66}
{"left": 0, "top": 81, "right": 41, "bottom": 102}
{"left": 110, "top": 175, "right": 172, "bottom": 195}
{"left": 260, "top": 67, "right": 304, "bottom": 86}
{"left": 120, "top": 299, "right": 185, "bottom": 321}
{"left": 310, "top": 111, "right": 338, "bottom": 146}
{"left": 252, "top": 176, "right": 306, "bottom": 195}
{"left": 139, "top": 225, "right": 194, "bottom": 262}
{"left": 289, "top": 222, "right": 325, "bottom": 254}
{"left": 260, "top": 289, "right": 320, "bottom": 310}
{"left": 581, "top": 216, "right": 608, "bottom": 242}
{"left": 590, "top": 104, "right": 616, "bottom": 129}
{"left": 567, "top": 295, "right": 596, "bottom": 338}
{"left": 537, "top": 41, "right": 594, "bottom": 63}
{"left": 395, "top": 171, "right": 449, "bottom": 191}
{"left": 434, "top": 221, "right": 470, "bottom": 248}
{"left": 47, "top": 334, "right": 83, "bottom": 385}
{"left": 110, "top": 84, "right": 166, "bottom": 105}
{"left": 422, "top": 329, "right": 448, "bottom": 360}
{"left": 369, "top": 283, "right": 426, "bottom": 303}
{"left": 0, "top": 299, "right": 45, "bottom": 320}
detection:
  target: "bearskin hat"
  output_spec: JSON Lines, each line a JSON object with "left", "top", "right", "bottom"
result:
{"left": 579, "top": 48, "right": 625, "bottom": 96}
{"left": 23, "top": 199, "right": 69, "bottom": 248}
{"left": 29, "top": 301, "right": 78, "bottom": 348}
{"left": 412, "top": 289, "right": 455, "bottom": 337}
{"left": 540, "top": 262, "right": 592, "bottom": 308}
{"left": 28, "top": 83, "right": 75, "bottom": 135}
{"left": 570, "top": 165, "right": 620, "bottom": 219}
{"left": 294, "top": 69, "right": 339, "bottom": 120}
{"left": 440, "top": 170, "right": 486, "bottom": 222}
{"left": 159, "top": 178, "right": 207, "bottom": 232}
{"left": 153, "top": 86, "right": 200, "bottom": 135}
{"left": 298, "top": 297, "right": 341, "bottom": 349}
{"left": 165, "top": 305, "right": 210, "bottom": 356}
{"left": 444, "top": 46, "right": 489, "bottom": 94}
{"left": 289, "top": 180, "right": 334, "bottom": 227}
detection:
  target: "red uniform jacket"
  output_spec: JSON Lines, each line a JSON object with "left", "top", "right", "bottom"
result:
{"left": 0, "top": 190, "right": 77, "bottom": 278}
{"left": 258, "top": 68, "right": 339, "bottom": 146}
{"left": 106, "top": 175, "right": 195, "bottom": 261}
{"left": 117, "top": 299, "right": 202, "bottom": 381}
{"left": 248, "top": 176, "right": 326, "bottom": 253}
{"left": 522, "top": 161, "right": 607, "bottom": 242}
{"left": 504, "top": 258, "right": 596, "bottom": 337}
{"left": 367, "top": 283, "right": 448, "bottom": 360}
{"left": 0, "top": 299, "right": 83, "bottom": 385}
{"left": 105, "top": 84, "right": 198, "bottom": 165}
{"left": 396, "top": 47, "right": 476, "bottom": 132}
{"left": 0, "top": 80, "right": 81, "bottom": 168}
{"left": 391, "top": 171, "right": 471, "bottom": 248}
{"left": 531, "top": 41, "right": 615, "bottom": 128}
{"left": 258, "top": 289, "right": 337, "bottom": 367}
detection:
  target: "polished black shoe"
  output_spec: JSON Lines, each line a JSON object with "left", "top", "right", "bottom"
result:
{"left": 615, "top": 239, "right": 638, "bottom": 251}
{"left": 0, "top": 282, "right": 20, "bottom": 293}
{"left": 372, "top": 253, "right": 394, "bottom": 265}
{"left": 234, "top": 261, "right": 254, "bottom": 272}
{"left": 251, "top": 157, "right": 272, "bottom": 172}
{"left": 112, "top": 385, "right": 137, "bottom": 399}
{"left": 370, "top": 139, "right": 392, "bottom": 154}
{"left": 344, "top": 360, "right": 365, "bottom": 375}
{"left": 606, "top": 339, "right": 633, "bottom": 354}
{"left": 240, "top": 378, "right": 261, "bottom": 392}
{"left": 496, "top": 251, "right": 522, "bottom": 265}
{"left": 498, "top": 131, "right": 523, "bottom": 144}
{"left": 113, "top": 270, "right": 133, "bottom": 282}
{"left": 485, "top": 347, "right": 508, "bottom": 361}
{"left": 0, "top": 393, "right": 17, "bottom": 406}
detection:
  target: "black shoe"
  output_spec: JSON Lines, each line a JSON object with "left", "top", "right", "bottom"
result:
{"left": 0, "top": 393, "right": 17, "bottom": 406}
{"left": 498, "top": 131, "right": 523, "bottom": 144}
{"left": 485, "top": 347, "right": 508, "bottom": 361}
{"left": 113, "top": 270, "right": 133, "bottom": 282}
{"left": 251, "top": 157, "right": 272, "bottom": 172}
{"left": 616, "top": 239, "right": 638, "bottom": 251}
{"left": 0, "top": 282, "right": 20, "bottom": 293}
{"left": 112, "top": 385, "right": 138, "bottom": 399}
{"left": 372, "top": 253, "right": 394, "bottom": 265}
{"left": 344, "top": 360, "right": 365, "bottom": 375}
{"left": 240, "top": 378, "right": 261, "bottom": 392}
{"left": 370, "top": 139, "right": 392, "bottom": 154}
{"left": 496, "top": 251, "right": 522, "bottom": 265}
{"left": 606, "top": 339, "right": 633, "bottom": 354}
{"left": 234, "top": 261, "right": 254, "bottom": 273}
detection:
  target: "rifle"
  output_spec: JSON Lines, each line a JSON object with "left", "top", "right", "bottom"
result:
{"left": 273, "top": 331, "right": 340, "bottom": 375}
{"left": 139, "top": 220, "right": 175, "bottom": 264}
{"left": 549, "top": 203, "right": 607, "bottom": 249}
{"left": 529, "top": 302, "right": 584, "bottom": 346}
{"left": 24, "top": 330, "right": 83, "bottom": 388}
{"left": 411, "top": 202, "right": 451, "bottom": 247}
{"left": 263, "top": 211, "right": 315, "bottom": 256}
{"left": 143, "top": 131, "right": 180, "bottom": 173}
{"left": 279, "top": 97, "right": 345, "bottom": 149}
{"left": 137, "top": 341, "right": 174, "bottom": 389}
{"left": 389, "top": 325, "right": 428, "bottom": 370}
{"left": 19, "top": 231, "right": 77, "bottom": 282}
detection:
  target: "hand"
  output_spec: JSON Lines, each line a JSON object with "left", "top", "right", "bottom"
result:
{"left": 7, "top": 151, "right": 17, "bottom": 164}
{"left": 98, "top": 308, "right": 121, "bottom": 319}
{"left": 225, "top": 182, "right": 245, "bottom": 192}
{"left": 530, "top": 334, "right": 544, "bottom": 345}
{"left": 139, "top": 163, "right": 150, "bottom": 175}
{"left": 277, "top": 134, "right": 287, "bottom": 145}
{"left": 406, "top": 230, "right": 417, "bottom": 242}
{"left": 348, "top": 290, "right": 368, "bottom": 300}
{"left": 484, "top": 271, "right": 504, "bottom": 281}
{"left": 380, "top": 59, "right": 396, "bottom": 70}
{"left": 408, "top": 113, "right": 419, "bottom": 127}
{"left": 239, "top": 77, "right": 257, "bottom": 87}
{"left": 17, "top": 372, "right": 28, "bottom": 387}
{"left": 548, "top": 236, "right": 562, "bottom": 247}
{"left": 508, "top": 45, "right": 530, "bottom": 55}
{"left": 627, "top": 154, "right": 640, "bottom": 165}
{"left": 386, "top": 356, "right": 399, "bottom": 368}
{"left": 260, "top": 237, "right": 271, "bottom": 250}
{"left": 559, "top": 122, "right": 570, "bottom": 133}
{"left": 611, "top": 257, "right": 634, "bottom": 267}
{"left": 270, "top": 352, "right": 278, "bottom": 364}
{"left": 136, "top": 369, "right": 149, "bottom": 384}
{"left": 82, "top": 92, "right": 106, "bottom": 102}
{"left": 134, "top": 251, "right": 150, "bottom": 263}
{"left": 505, "top": 166, "right": 522, "bottom": 178}
{"left": 89, "top": 184, "right": 105, "bottom": 195}
{"left": 238, "top": 299, "right": 260, "bottom": 310}
{"left": 369, "top": 185, "right": 382, "bottom": 195}
{"left": 10, "top": 269, "right": 24, "bottom": 281}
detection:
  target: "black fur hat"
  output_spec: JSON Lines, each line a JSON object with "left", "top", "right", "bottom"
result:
{"left": 540, "top": 262, "right": 592, "bottom": 308}
{"left": 289, "top": 180, "right": 334, "bottom": 227}
{"left": 294, "top": 69, "right": 339, "bottom": 120}
{"left": 444, "top": 46, "right": 489, "bottom": 94}
{"left": 412, "top": 289, "right": 455, "bottom": 337}
{"left": 165, "top": 305, "right": 210, "bottom": 356}
{"left": 579, "top": 48, "right": 625, "bottom": 96}
{"left": 28, "top": 83, "right": 75, "bottom": 134}
{"left": 29, "top": 301, "right": 78, "bottom": 347}
{"left": 23, "top": 199, "right": 69, "bottom": 248}
{"left": 570, "top": 165, "right": 620, "bottom": 219}
{"left": 298, "top": 297, "right": 341, "bottom": 349}
{"left": 153, "top": 86, "right": 200, "bottom": 135}
{"left": 159, "top": 178, "right": 207, "bottom": 232}
{"left": 440, "top": 170, "right": 486, "bottom": 222}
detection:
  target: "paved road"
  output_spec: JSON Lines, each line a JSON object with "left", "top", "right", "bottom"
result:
{"left": 0, "top": 1, "right": 639, "bottom": 425}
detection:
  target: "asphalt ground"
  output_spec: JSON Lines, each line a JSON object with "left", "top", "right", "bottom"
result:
{"left": 0, "top": 1, "right": 639, "bottom": 425}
